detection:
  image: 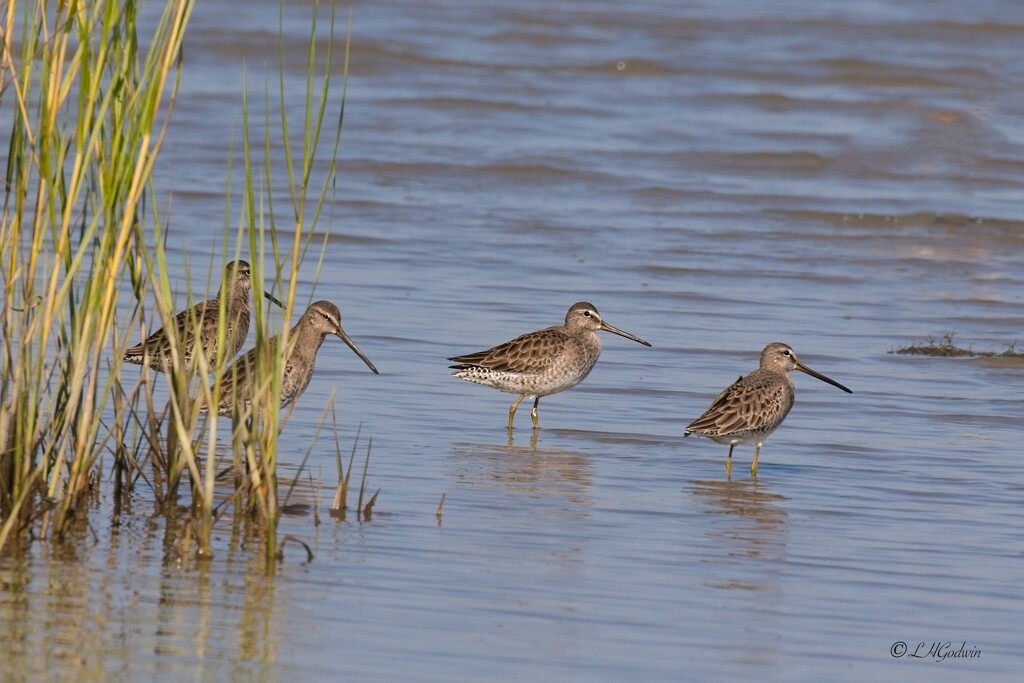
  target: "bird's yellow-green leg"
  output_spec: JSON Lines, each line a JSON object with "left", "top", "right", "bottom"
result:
{"left": 508, "top": 394, "right": 527, "bottom": 432}
{"left": 750, "top": 443, "right": 761, "bottom": 477}
{"left": 530, "top": 397, "right": 541, "bottom": 430}
{"left": 725, "top": 444, "right": 735, "bottom": 479}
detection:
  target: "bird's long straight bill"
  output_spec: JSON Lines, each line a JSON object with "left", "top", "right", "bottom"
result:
{"left": 263, "top": 290, "right": 284, "bottom": 308}
{"left": 337, "top": 328, "right": 379, "bottom": 374}
{"left": 796, "top": 362, "right": 852, "bottom": 393}
{"left": 599, "top": 321, "right": 652, "bottom": 347}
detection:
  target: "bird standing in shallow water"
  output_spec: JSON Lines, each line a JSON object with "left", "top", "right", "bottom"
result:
{"left": 124, "top": 260, "right": 282, "bottom": 374}
{"left": 684, "top": 342, "right": 852, "bottom": 478}
{"left": 448, "top": 302, "right": 651, "bottom": 433}
{"left": 204, "top": 300, "right": 378, "bottom": 418}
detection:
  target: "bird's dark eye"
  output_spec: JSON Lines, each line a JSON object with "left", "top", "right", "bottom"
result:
{"left": 583, "top": 310, "right": 592, "bottom": 317}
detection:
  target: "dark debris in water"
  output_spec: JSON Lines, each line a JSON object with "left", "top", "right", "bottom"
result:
{"left": 894, "top": 333, "right": 1024, "bottom": 358}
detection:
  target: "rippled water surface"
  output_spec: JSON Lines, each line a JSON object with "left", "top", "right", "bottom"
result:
{"left": 3, "top": 0, "right": 1024, "bottom": 680}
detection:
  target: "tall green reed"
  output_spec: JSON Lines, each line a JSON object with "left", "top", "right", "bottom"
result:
{"left": 226, "top": 1, "right": 352, "bottom": 564}
{"left": 124, "top": 1, "right": 352, "bottom": 563}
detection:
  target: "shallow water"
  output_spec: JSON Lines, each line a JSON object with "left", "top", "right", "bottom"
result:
{"left": 3, "top": 0, "right": 1024, "bottom": 680}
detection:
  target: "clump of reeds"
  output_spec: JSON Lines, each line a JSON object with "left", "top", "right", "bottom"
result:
{"left": 1, "top": 0, "right": 194, "bottom": 551}
{"left": 1, "top": 0, "right": 358, "bottom": 568}
{"left": 894, "top": 333, "right": 1024, "bottom": 358}
{"left": 330, "top": 421, "right": 379, "bottom": 522}
{"left": 212, "top": 0, "right": 353, "bottom": 563}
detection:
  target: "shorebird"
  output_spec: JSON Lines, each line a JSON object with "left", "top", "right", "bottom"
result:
{"left": 124, "top": 260, "right": 282, "bottom": 374}
{"left": 685, "top": 342, "right": 852, "bottom": 477}
{"left": 449, "top": 302, "right": 651, "bottom": 432}
{"left": 205, "top": 300, "right": 378, "bottom": 418}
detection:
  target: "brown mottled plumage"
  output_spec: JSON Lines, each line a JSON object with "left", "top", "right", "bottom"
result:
{"left": 449, "top": 302, "right": 651, "bottom": 432}
{"left": 124, "top": 260, "right": 282, "bottom": 374}
{"left": 204, "top": 300, "right": 378, "bottom": 418}
{"left": 685, "top": 342, "right": 852, "bottom": 477}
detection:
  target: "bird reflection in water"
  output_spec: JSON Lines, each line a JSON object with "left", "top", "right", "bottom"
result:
{"left": 691, "top": 478, "right": 788, "bottom": 564}
{"left": 451, "top": 438, "right": 594, "bottom": 510}
{"left": 690, "top": 478, "right": 788, "bottom": 666}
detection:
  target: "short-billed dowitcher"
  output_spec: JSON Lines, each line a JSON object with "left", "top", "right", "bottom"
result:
{"left": 684, "top": 342, "right": 852, "bottom": 477}
{"left": 204, "top": 300, "right": 378, "bottom": 418}
{"left": 124, "top": 260, "right": 283, "bottom": 373}
{"left": 448, "top": 302, "right": 651, "bottom": 432}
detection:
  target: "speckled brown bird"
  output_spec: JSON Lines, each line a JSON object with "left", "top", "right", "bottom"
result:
{"left": 205, "top": 300, "right": 377, "bottom": 418}
{"left": 124, "top": 260, "right": 282, "bottom": 374}
{"left": 449, "top": 302, "right": 651, "bottom": 432}
{"left": 685, "top": 342, "right": 852, "bottom": 477}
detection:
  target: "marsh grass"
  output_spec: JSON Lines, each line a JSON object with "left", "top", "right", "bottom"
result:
{"left": 356, "top": 439, "right": 378, "bottom": 520}
{"left": 330, "top": 422, "right": 378, "bottom": 521}
{"left": 894, "top": 332, "right": 1024, "bottom": 358}
{"left": 1, "top": 0, "right": 195, "bottom": 550}
{"left": 279, "top": 392, "right": 336, "bottom": 518}
{"left": 436, "top": 492, "right": 446, "bottom": 523}
{"left": 0, "top": 0, "right": 356, "bottom": 565}
{"left": 212, "top": 0, "right": 354, "bottom": 564}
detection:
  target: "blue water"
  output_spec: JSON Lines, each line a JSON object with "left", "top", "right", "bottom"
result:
{"left": 2, "top": 0, "right": 1023, "bottom": 680}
